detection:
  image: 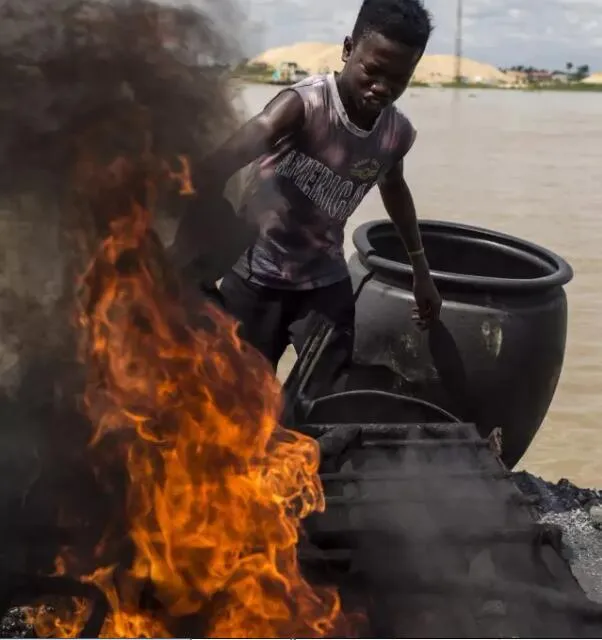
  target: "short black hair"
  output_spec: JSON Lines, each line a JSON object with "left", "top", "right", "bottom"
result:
{"left": 352, "top": 0, "right": 433, "bottom": 50}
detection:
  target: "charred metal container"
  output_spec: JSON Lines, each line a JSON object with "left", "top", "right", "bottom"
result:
{"left": 296, "top": 403, "right": 602, "bottom": 638}
{"left": 348, "top": 220, "right": 573, "bottom": 468}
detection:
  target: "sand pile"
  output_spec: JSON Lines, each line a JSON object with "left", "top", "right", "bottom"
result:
{"left": 503, "top": 70, "right": 528, "bottom": 85}
{"left": 251, "top": 42, "right": 511, "bottom": 84}
{"left": 414, "top": 54, "right": 508, "bottom": 84}
{"left": 582, "top": 72, "right": 602, "bottom": 84}
{"left": 252, "top": 41, "right": 341, "bottom": 74}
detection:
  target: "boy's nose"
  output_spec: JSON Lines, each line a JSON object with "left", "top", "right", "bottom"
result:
{"left": 370, "top": 79, "right": 392, "bottom": 99}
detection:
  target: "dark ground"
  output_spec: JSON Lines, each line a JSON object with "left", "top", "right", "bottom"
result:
{"left": 513, "top": 472, "right": 602, "bottom": 515}
{"left": 513, "top": 472, "right": 602, "bottom": 604}
{"left": 2, "top": 472, "right": 601, "bottom": 637}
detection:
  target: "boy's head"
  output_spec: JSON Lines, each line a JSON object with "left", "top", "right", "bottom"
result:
{"left": 339, "top": 0, "right": 433, "bottom": 119}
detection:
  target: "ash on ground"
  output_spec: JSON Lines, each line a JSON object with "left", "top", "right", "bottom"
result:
{"left": 513, "top": 472, "right": 602, "bottom": 514}
{"left": 513, "top": 471, "right": 602, "bottom": 604}
{"left": 0, "top": 609, "right": 30, "bottom": 638}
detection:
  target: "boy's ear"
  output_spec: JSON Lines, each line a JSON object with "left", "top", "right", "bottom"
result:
{"left": 341, "top": 36, "right": 353, "bottom": 63}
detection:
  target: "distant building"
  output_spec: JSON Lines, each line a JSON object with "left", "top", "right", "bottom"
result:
{"left": 527, "top": 70, "right": 553, "bottom": 83}
{"left": 270, "top": 62, "right": 309, "bottom": 85}
{"left": 503, "top": 70, "right": 528, "bottom": 86}
{"left": 550, "top": 72, "right": 570, "bottom": 83}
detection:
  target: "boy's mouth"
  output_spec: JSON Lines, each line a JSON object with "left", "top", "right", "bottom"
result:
{"left": 363, "top": 94, "right": 388, "bottom": 111}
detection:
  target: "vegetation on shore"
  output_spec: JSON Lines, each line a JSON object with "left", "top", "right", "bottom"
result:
{"left": 230, "top": 61, "right": 602, "bottom": 93}
{"left": 232, "top": 73, "right": 602, "bottom": 94}
{"left": 525, "top": 82, "right": 602, "bottom": 92}
{"left": 503, "top": 62, "right": 591, "bottom": 82}
{"left": 441, "top": 80, "right": 602, "bottom": 92}
{"left": 231, "top": 62, "right": 274, "bottom": 84}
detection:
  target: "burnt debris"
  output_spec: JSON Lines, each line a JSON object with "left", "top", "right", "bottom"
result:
{"left": 513, "top": 471, "right": 602, "bottom": 515}
{"left": 297, "top": 418, "right": 602, "bottom": 638}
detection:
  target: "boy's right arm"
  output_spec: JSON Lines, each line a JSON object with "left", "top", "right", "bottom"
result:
{"left": 195, "top": 90, "right": 305, "bottom": 193}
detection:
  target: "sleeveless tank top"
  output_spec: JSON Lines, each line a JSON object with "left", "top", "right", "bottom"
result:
{"left": 232, "top": 73, "right": 417, "bottom": 290}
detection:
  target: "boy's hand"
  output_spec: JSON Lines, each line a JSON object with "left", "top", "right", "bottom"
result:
{"left": 412, "top": 270, "right": 441, "bottom": 329}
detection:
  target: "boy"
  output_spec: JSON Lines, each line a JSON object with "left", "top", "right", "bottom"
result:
{"left": 195, "top": 0, "right": 441, "bottom": 371}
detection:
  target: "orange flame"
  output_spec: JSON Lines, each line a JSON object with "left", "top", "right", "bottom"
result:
{"left": 168, "top": 156, "right": 196, "bottom": 196}
{"left": 32, "top": 154, "right": 346, "bottom": 638}
{"left": 27, "top": 600, "right": 89, "bottom": 639}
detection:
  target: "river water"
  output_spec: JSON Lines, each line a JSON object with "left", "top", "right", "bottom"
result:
{"left": 236, "top": 83, "right": 602, "bottom": 488}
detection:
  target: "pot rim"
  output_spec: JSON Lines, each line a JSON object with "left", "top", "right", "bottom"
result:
{"left": 352, "top": 219, "right": 574, "bottom": 292}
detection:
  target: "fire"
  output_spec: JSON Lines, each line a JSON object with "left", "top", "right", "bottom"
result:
{"left": 168, "top": 156, "right": 196, "bottom": 196}
{"left": 31, "top": 152, "right": 346, "bottom": 637}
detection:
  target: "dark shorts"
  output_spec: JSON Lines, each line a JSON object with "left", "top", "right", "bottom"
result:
{"left": 219, "top": 271, "right": 355, "bottom": 370}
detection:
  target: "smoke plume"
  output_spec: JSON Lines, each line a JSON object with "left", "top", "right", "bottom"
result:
{"left": 0, "top": 0, "right": 244, "bottom": 555}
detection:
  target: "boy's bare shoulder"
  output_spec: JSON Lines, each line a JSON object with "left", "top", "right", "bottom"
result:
{"left": 262, "top": 87, "right": 304, "bottom": 114}
{"left": 259, "top": 89, "right": 305, "bottom": 137}
{"left": 262, "top": 73, "right": 330, "bottom": 121}
{"left": 389, "top": 103, "right": 414, "bottom": 129}
{"left": 290, "top": 73, "right": 330, "bottom": 90}
{"left": 388, "top": 103, "right": 417, "bottom": 156}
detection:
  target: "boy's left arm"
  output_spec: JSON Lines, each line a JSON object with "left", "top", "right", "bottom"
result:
{"left": 378, "top": 159, "right": 442, "bottom": 327}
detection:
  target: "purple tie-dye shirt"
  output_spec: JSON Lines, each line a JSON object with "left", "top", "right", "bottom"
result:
{"left": 232, "top": 72, "right": 417, "bottom": 290}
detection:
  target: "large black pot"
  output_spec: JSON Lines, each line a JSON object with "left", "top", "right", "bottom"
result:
{"left": 348, "top": 220, "right": 573, "bottom": 468}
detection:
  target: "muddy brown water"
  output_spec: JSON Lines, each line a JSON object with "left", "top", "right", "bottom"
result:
{"left": 238, "top": 84, "right": 602, "bottom": 487}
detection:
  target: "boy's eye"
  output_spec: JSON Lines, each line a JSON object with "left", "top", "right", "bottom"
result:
{"left": 362, "top": 63, "right": 380, "bottom": 76}
{"left": 364, "top": 66, "right": 404, "bottom": 87}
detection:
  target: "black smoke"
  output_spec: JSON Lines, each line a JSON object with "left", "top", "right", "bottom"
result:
{"left": 0, "top": 0, "right": 243, "bottom": 576}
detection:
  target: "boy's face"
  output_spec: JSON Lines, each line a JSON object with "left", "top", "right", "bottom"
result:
{"left": 340, "top": 32, "right": 422, "bottom": 119}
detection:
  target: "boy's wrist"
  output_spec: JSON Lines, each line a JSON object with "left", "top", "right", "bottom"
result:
{"left": 410, "top": 253, "right": 431, "bottom": 277}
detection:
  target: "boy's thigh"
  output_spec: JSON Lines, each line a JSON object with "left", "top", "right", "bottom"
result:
{"left": 287, "top": 278, "right": 356, "bottom": 397}
{"left": 290, "top": 278, "right": 356, "bottom": 353}
{"left": 219, "top": 272, "right": 289, "bottom": 367}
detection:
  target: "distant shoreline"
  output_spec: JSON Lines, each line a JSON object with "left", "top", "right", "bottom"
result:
{"left": 231, "top": 75, "right": 602, "bottom": 93}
